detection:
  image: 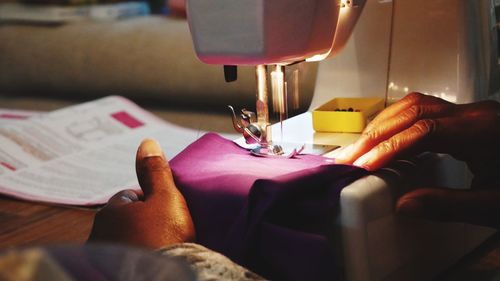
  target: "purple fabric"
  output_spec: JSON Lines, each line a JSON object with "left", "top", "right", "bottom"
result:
{"left": 170, "top": 133, "right": 367, "bottom": 281}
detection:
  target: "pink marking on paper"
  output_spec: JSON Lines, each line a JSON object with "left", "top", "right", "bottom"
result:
{"left": 0, "top": 114, "right": 30, "bottom": 119}
{"left": 111, "top": 111, "right": 144, "bottom": 129}
{"left": 1, "top": 162, "right": 16, "bottom": 171}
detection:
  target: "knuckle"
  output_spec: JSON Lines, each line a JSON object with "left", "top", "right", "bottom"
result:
{"left": 408, "top": 105, "right": 422, "bottom": 118}
{"left": 414, "top": 119, "right": 437, "bottom": 136}
{"left": 361, "top": 129, "right": 381, "bottom": 144}
{"left": 406, "top": 92, "right": 425, "bottom": 104}
{"left": 379, "top": 140, "right": 397, "bottom": 154}
{"left": 406, "top": 105, "right": 422, "bottom": 120}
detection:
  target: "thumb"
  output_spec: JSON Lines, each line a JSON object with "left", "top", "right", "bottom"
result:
{"left": 135, "top": 138, "right": 173, "bottom": 202}
{"left": 396, "top": 187, "right": 500, "bottom": 229}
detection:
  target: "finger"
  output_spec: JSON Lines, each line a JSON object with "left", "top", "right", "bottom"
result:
{"left": 136, "top": 138, "right": 173, "bottom": 202}
{"left": 352, "top": 119, "right": 437, "bottom": 170}
{"left": 397, "top": 188, "right": 500, "bottom": 228}
{"left": 365, "top": 92, "right": 450, "bottom": 132}
{"left": 106, "top": 189, "right": 141, "bottom": 207}
{"left": 336, "top": 103, "right": 453, "bottom": 164}
{"left": 328, "top": 144, "right": 352, "bottom": 159}
{"left": 350, "top": 115, "right": 488, "bottom": 170}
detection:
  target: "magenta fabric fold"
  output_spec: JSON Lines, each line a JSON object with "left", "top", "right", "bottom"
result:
{"left": 170, "top": 133, "right": 367, "bottom": 281}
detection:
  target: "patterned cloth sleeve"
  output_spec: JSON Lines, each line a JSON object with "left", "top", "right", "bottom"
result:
{"left": 158, "top": 243, "right": 266, "bottom": 281}
{"left": 0, "top": 243, "right": 264, "bottom": 281}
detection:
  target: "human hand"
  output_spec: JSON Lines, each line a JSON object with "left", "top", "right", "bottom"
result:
{"left": 88, "top": 139, "right": 195, "bottom": 249}
{"left": 396, "top": 187, "right": 500, "bottom": 229}
{"left": 335, "top": 92, "right": 500, "bottom": 172}
{"left": 334, "top": 93, "right": 500, "bottom": 227}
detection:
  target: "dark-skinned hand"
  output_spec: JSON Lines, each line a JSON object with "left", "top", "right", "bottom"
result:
{"left": 88, "top": 139, "right": 196, "bottom": 249}
{"left": 336, "top": 92, "right": 500, "bottom": 228}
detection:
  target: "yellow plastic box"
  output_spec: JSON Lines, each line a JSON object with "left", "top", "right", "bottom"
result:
{"left": 312, "top": 98, "right": 385, "bottom": 133}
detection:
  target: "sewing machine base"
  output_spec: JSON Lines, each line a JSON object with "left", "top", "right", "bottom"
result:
{"left": 261, "top": 112, "right": 496, "bottom": 281}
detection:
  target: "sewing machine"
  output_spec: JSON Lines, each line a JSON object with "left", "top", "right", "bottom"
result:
{"left": 187, "top": 0, "right": 367, "bottom": 156}
{"left": 187, "top": 0, "right": 500, "bottom": 280}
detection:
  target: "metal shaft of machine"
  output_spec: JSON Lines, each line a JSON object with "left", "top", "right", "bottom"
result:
{"left": 271, "top": 65, "right": 287, "bottom": 142}
{"left": 255, "top": 65, "right": 271, "bottom": 145}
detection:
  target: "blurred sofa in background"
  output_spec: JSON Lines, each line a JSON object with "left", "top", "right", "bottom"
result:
{"left": 0, "top": 15, "right": 318, "bottom": 133}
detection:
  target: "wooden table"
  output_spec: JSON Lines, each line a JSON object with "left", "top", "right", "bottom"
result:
{"left": 0, "top": 196, "right": 95, "bottom": 249}
{"left": 1, "top": 195, "right": 499, "bottom": 280}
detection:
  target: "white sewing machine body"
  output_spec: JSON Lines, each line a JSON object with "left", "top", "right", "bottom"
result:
{"left": 187, "top": 0, "right": 367, "bottom": 155}
{"left": 186, "top": 0, "right": 365, "bottom": 65}
{"left": 275, "top": 113, "right": 495, "bottom": 281}
{"left": 187, "top": 0, "right": 500, "bottom": 280}
{"left": 311, "top": 0, "right": 500, "bottom": 108}
{"left": 308, "top": 0, "right": 500, "bottom": 280}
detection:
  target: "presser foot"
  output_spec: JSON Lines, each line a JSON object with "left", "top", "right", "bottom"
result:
{"left": 228, "top": 105, "right": 305, "bottom": 158}
{"left": 250, "top": 143, "right": 305, "bottom": 158}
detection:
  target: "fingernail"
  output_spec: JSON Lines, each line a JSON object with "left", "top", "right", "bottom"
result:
{"left": 107, "top": 190, "right": 140, "bottom": 207}
{"left": 328, "top": 146, "right": 345, "bottom": 159}
{"left": 138, "top": 138, "right": 163, "bottom": 158}
{"left": 335, "top": 144, "right": 355, "bottom": 160}
{"left": 396, "top": 198, "right": 423, "bottom": 217}
{"left": 108, "top": 195, "right": 134, "bottom": 206}
{"left": 353, "top": 150, "right": 374, "bottom": 169}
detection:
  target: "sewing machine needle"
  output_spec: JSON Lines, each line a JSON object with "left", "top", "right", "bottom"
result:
{"left": 272, "top": 65, "right": 287, "bottom": 142}
{"left": 282, "top": 80, "right": 288, "bottom": 141}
